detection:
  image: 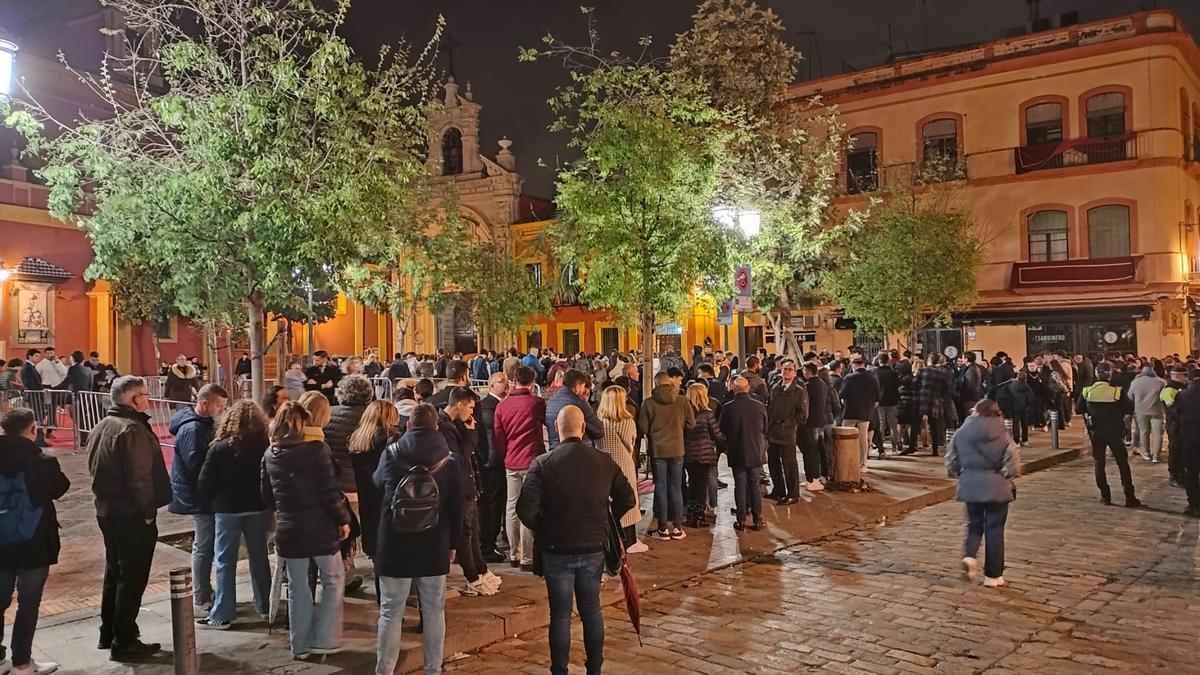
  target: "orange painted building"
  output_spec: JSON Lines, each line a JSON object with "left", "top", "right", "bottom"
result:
{"left": 786, "top": 9, "right": 1200, "bottom": 359}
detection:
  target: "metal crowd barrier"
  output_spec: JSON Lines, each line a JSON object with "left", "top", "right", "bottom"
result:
{"left": 369, "top": 377, "right": 394, "bottom": 402}
{"left": 73, "top": 390, "right": 190, "bottom": 451}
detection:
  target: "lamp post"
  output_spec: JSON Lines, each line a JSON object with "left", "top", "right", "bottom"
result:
{"left": 714, "top": 207, "right": 761, "bottom": 370}
{"left": 0, "top": 33, "right": 17, "bottom": 99}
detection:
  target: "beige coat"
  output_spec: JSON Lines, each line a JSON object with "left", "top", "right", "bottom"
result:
{"left": 601, "top": 417, "right": 640, "bottom": 528}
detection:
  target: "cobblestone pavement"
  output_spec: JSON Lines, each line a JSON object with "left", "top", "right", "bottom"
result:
{"left": 449, "top": 456, "right": 1199, "bottom": 674}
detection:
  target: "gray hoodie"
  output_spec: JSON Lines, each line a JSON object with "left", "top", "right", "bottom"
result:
{"left": 1126, "top": 367, "right": 1165, "bottom": 417}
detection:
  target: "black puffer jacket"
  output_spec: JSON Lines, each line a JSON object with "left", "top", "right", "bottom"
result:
{"left": 260, "top": 439, "right": 350, "bottom": 559}
{"left": 352, "top": 428, "right": 397, "bottom": 559}
{"left": 517, "top": 438, "right": 636, "bottom": 555}
{"left": 766, "top": 381, "right": 808, "bottom": 446}
{"left": 683, "top": 406, "right": 725, "bottom": 465}
{"left": 198, "top": 437, "right": 268, "bottom": 514}
{"left": 804, "top": 377, "right": 832, "bottom": 428}
{"left": 0, "top": 435, "right": 70, "bottom": 569}
{"left": 324, "top": 404, "right": 366, "bottom": 493}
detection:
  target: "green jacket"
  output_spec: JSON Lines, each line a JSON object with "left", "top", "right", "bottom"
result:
{"left": 638, "top": 384, "right": 696, "bottom": 460}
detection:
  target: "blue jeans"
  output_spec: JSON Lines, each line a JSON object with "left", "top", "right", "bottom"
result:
{"left": 0, "top": 567, "right": 49, "bottom": 667}
{"left": 963, "top": 502, "right": 1008, "bottom": 579}
{"left": 732, "top": 466, "right": 763, "bottom": 522}
{"left": 652, "top": 457, "right": 684, "bottom": 529}
{"left": 192, "top": 514, "right": 215, "bottom": 607}
{"left": 376, "top": 575, "right": 446, "bottom": 675}
{"left": 284, "top": 554, "right": 344, "bottom": 657}
{"left": 543, "top": 552, "right": 604, "bottom": 675}
{"left": 210, "top": 511, "right": 272, "bottom": 623}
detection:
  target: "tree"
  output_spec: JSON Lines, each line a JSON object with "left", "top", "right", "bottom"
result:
{"left": 672, "top": 0, "right": 868, "bottom": 358}
{"left": 109, "top": 260, "right": 177, "bottom": 370}
{"left": 4, "top": 0, "right": 442, "bottom": 401}
{"left": 824, "top": 160, "right": 985, "bottom": 349}
{"left": 521, "top": 11, "right": 736, "bottom": 401}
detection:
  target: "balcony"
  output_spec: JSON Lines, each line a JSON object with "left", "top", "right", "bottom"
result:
{"left": 1014, "top": 132, "right": 1138, "bottom": 174}
{"left": 1010, "top": 256, "right": 1142, "bottom": 290}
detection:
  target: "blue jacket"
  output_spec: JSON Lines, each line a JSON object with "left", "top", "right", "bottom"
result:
{"left": 167, "top": 408, "right": 216, "bottom": 514}
{"left": 946, "top": 414, "right": 1019, "bottom": 503}
{"left": 521, "top": 353, "right": 544, "bottom": 375}
{"left": 545, "top": 389, "right": 604, "bottom": 450}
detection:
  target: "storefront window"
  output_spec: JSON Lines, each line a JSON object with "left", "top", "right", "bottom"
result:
{"left": 1086, "top": 323, "right": 1136, "bottom": 356}
{"left": 1026, "top": 323, "right": 1073, "bottom": 356}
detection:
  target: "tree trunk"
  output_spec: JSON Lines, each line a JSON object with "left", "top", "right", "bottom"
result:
{"left": 640, "top": 310, "right": 655, "bottom": 405}
{"left": 766, "top": 312, "right": 784, "bottom": 357}
{"left": 247, "top": 295, "right": 266, "bottom": 403}
{"left": 149, "top": 329, "right": 162, "bottom": 375}
{"left": 778, "top": 304, "right": 803, "bottom": 359}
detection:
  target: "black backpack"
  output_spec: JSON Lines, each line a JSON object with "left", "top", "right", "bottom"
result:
{"left": 389, "top": 453, "right": 451, "bottom": 534}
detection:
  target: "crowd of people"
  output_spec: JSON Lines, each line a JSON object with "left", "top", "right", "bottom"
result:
{"left": 0, "top": 339, "right": 1196, "bottom": 673}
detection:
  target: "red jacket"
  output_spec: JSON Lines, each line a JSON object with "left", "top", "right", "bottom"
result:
{"left": 494, "top": 388, "right": 548, "bottom": 471}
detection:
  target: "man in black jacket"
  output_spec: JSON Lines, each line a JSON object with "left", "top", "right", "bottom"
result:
{"left": 476, "top": 372, "right": 510, "bottom": 563}
{"left": 765, "top": 359, "right": 808, "bottom": 505}
{"left": 801, "top": 362, "right": 830, "bottom": 491}
{"left": 384, "top": 352, "right": 411, "bottom": 382}
{"left": 697, "top": 364, "right": 727, "bottom": 408}
{"left": 0, "top": 408, "right": 70, "bottom": 674}
{"left": 428, "top": 360, "right": 471, "bottom": 410}
{"left": 872, "top": 356, "right": 902, "bottom": 457}
{"left": 303, "top": 351, "right": 342, "bottom": 405}
{"left": 721, "top": 378, "right": 769, "bottom": 530}
{"left": 1076, "top": 363, "right": 1140, "bottom": 507}
{"left": 517, "top": 404, "right": 636, "bottom": 675}
{"left": 372, "top": 403, "right": 464, "bottom": 675}
{"left": 841, "top": 357, "right": 880, "bottom": 472}
{"left": 439, "top": 387, "right": 499, "bottom": 596}
{"left": 18, "top": 351, "right": 46, "bottom": 447}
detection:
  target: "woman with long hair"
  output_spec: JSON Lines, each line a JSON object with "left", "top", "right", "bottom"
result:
{"left": 296, "top": 391, "right": 332, "bottom": 440}
{"left": 682, "top": 382, "right": 724, "bottom": 527}
{"left": 946, "top": 399, "right": 1020, "bottom": 588}
{"left": 597, "top": 385, "right": 646, "bottom": 553}
{"left": 347, "top": 401, "right": 402, "bottom": 570}
{"left": 262, "top": 384, "right": 289, "bottom": 420}
{"left": 196, "top": 400, "right": 272, "bottom": 629}
{"left": 260, "top": 402, "right": 350, "bottom": 658}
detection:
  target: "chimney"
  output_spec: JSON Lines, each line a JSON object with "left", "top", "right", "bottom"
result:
{"left": 496, "top": 136, "right": 515, "bottom": 171}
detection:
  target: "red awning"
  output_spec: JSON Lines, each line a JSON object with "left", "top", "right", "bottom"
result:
{"left": 1010, "top": 256, "right": 1141, "bottom": 290}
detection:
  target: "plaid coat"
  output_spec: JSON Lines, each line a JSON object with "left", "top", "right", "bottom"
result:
{"left": 915, "top": 366, "right": 953, "bottom": 418}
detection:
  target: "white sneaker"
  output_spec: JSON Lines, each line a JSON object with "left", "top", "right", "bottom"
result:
{"left": 13, "top": 662, "right": 58, "bottom": 675}
{"left": 961, "top": 556, "right": 980, "bottom": 581}
{"left": 805, "top": 480, "right": 825, "bottom": 492}
{"left": 626, "top": 541, "right": 649, "bottom": 554}
{"left": 482, "top": 571, "right": 503, "bottom": 590}
{"left": 983, "top": 576, "right": 1006, "bottom": 588}
{"left": 465, "top": 579, "right": 496, "bottom": 597}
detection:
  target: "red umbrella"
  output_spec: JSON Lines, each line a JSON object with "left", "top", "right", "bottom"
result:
{"left": 619, "top": 554, "right": 643, "bottom": 646}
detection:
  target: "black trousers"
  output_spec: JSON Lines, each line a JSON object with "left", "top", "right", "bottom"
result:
{"left": 478, "top": 467, "right": 507, "bottom": 554}
{"left": 1167, "top": 420, "right": 1184, "bottom": 483}
{"left": 766, "top": 442, "right": 800, "bottom": 499}
{"left": 1008, "top": 414, "right": 1029, "bottom": 443}
{"left": 798, "top": 427, "right": 822, "bottom": 483}
{"left": 98, "top": 515, "right": 158, "bottom": 647}
{"left": 909, "top": 415, "right": 945, "bottom": 452}
{"left": 1090, "top": 433, "right": 1136, "bottom": 501}
{"left": 456, "top": 499, "right": 486, "bottom": 582}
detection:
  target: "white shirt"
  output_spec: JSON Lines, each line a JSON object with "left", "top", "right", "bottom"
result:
{"left": 36, "top": 357, "right": 68, "bottom": 388}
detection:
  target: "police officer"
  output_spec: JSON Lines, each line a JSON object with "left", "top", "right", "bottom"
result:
{"left": 1171, "top": 370, "right": 1200, "bottom": 517}
{"left": 1075, "top": 362, "right": 1141, "bottom": 507}
{"left": 1160, "top": 366, "right": 1189, "bottom": 487}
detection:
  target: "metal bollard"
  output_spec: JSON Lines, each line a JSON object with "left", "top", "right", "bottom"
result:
{"left": 1048, "top": 410, "right": 1060, "bottom": 450}
{"left": 169, "top": 568, "right": 199, "bottom": 675}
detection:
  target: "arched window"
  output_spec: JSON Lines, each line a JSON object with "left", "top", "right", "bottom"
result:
{"left": 921, "top": 118, "right": 959, "bottom": 162}
{"left": 1025, "top": 102, "right": 1063, "bottom": 145}
{"left": 1087, "top": 204, "right": 1131, "bottom": 259}
{"left": 441, "top": 127, "right": 463, "bottom": 175}
{"left": 1028, "top": 210, "right": 1069, "bottom": 262}
{"left": 1086, "top": 92, "right": 1126, "bottom": 138}
{"left": 846, "top": 131, "right": 878, "bottom": 194}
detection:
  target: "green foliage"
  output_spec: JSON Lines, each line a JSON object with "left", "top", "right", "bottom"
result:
{"left": 6, "top": 0, "right": 441, "bottom": 396}
{"left": 524, "top": 10, "right": 736, "bottom": 327}
{"left": 825, "top": 169, "right": 983, "bottom": 340}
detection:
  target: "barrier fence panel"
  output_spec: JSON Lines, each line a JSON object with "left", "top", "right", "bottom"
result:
{"left": 370, "top": 377, "right": 394, "bottom": 402}
{"left": 74, "top": 390, "right": 191, "bottom": 451}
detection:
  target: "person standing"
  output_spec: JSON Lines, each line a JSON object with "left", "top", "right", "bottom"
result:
{"left": 741, "top": 356, "right": 769, "bottom": 404}
{"left": 372, "top": 403, "right": 463, "bottom": 675}
{"left": 87, "top": 376, "right": 171, "bottom": 660}
{"left": 283, "top": 361, "right": 307, "bottom": 401}
{"left": 347, "top": 400, "right": 403, "bottom": 589}
{"left": 545, "top": 371, "right": 603, "bottom": 451}
{"left": 18, "top": 353, "right": 45, "bottom": 447}
{"left": 439, "top": 388, "right": 500, "bottom": 596}
{"left": 873, "top": 356, "right": 902, "bottom": 456}
{"left": 304, "top": 351, "right": 342, "bottom": 406}
{"left": 475, "top": 372, "right": 510, "bottom": 564}
{"left": 765, "top": 359, "right": 808, "bottom": 505}
{"left": 195, "top": 400, "right": 271, "bottom": 629}
{"left": 914, "top": 355, "right": 953, "bottom": 456}
{"left": 1075, "top": 363, "right": 1140, "bottom": 507}
{"left": 0, "top": 408, "right": 70, "bottom": 674}
{"left": 721, "top": 377, "right": 769, "bottom": 531}
{"left": 260, "top": 402, "right": 351, "bottom": 659}
{"left": 324, "top": 375, "right": 374, "bottom": 592}
{"left": 163, "top": 354, "right": 201, "bottom": 403}
{"left": 945, "top": 400, "right": 1020, "bottom": 588}
{"left": 682, "top": 383, "right": 724, "bottom": 526}
{"left": 494, "top": 367, "right": 547, "bottom": 571}
{"left": 1162, "top": 366, "right": 1189, "bottom": 486}
{"left": 1126, "top": 363, "right": 1166, "bottom": 462}
{"left": 34, "top": 348, "right": 67, "bottom": 438}
{"left": 517, "top": 405, "right": 637, "bottom": 675}
{"left": 167, "top": 384, "right": 229, "bottom": 615}
{"left": 996, "top": 371, "right": 1033, "bottom": 446}
{"left": 1173, "top": 373, "right": 1200, "bottom": 516}
{"left": 841, "top": 357, "right": 880, "bottom": 471}
{"left": 639, "top": 372, "right": 696, "bottom": 540}
{"left": 597, "top": 386, "right": 645, "bottom": 553}
{"left": 384, "top": 353, "right": 412, "bottom": 382}
{"left": 800, "top": 362, "right": 829, "bottom": 491}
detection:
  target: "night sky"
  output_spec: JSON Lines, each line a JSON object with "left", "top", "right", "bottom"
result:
{"left": 8, "top": 0, "right": 1200, "bottom": 198}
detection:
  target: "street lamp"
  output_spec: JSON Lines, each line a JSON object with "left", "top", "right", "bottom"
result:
{"left": 0, "top": 33, "right": 18, "bottom": 99}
